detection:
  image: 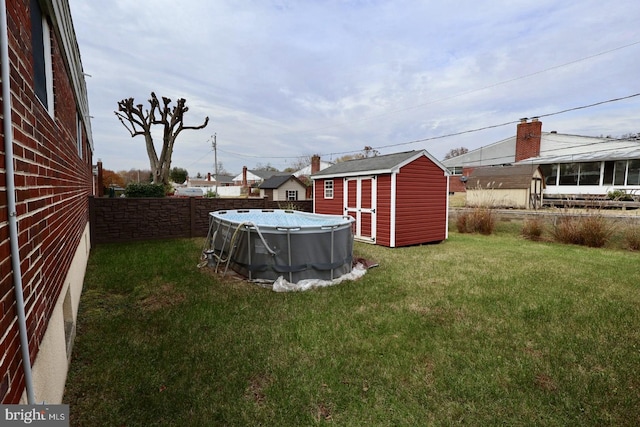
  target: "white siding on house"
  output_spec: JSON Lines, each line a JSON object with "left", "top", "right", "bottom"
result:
{"left": 273, "top": 180, "right": 306, "bottom": 201}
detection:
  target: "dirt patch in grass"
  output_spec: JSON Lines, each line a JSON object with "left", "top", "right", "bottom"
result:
{"left": 406, "top": 304, "right": 466, "bottom": 325}
{"left": 314, "top": 402, "right": 333, "bottom": 422}
{"left": 245, "top": 373, "right": 273, "bottom": 406}
{"left": 534, "top": 373, "right": 558, "bottom": 392}
{"left": 523, "top": 342, "right": 545, "bottom": 359}
{"left": 137, "top": 283, "right": 186, "bottom": 312}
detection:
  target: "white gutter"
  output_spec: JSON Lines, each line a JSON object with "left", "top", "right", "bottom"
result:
{"left": 1, "top": 0, "right": 36, "bottom": 404}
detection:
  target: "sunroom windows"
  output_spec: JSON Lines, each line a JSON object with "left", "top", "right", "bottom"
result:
{"left": 541, "top": 160, "right": 640, "bottom": 187}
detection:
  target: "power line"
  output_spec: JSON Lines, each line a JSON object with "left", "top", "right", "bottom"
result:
{"left": 320, "top": 92, "right": 640, "bottom": 158}
{"left": 270, "top": 40, "right": 640, "bottom": 137}
{"left": 185, "top": 92, "right": 640, "bottom": 166}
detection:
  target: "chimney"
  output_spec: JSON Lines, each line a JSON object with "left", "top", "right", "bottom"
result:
{"left": 515, "top": 117, "right": 542, "bottom": 162}
{"left": 242, "top": 166, "right": 248, "bottom": 187}
{"left": 207, "top": 172, "right": 211, "bottom": 181}
{"left": 311, "top": 155, "right": 321, "bottom": 174}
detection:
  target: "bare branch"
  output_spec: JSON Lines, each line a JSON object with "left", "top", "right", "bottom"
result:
{"left": 115, "top": 92, "right": 209, "bottom": 185}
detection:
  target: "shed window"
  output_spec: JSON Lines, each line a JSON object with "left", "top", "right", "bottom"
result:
{"left": 324, "top": 180, "right": 334, "bottom": 199}
{"left": 31, "top": 0, "right": 54, "bottom": 115}
{"left": 286, "top": 190, "right": 298, "bottom": 201}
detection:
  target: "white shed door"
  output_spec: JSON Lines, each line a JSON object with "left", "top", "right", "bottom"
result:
{"left": 344, "top": 176, "right": 376, "bottom": 242}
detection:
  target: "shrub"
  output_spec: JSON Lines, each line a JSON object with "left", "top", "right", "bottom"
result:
{"left": 471, "top": 208, "right": 495, "bottom": 235}
{"left": 607, "top": 189, "right": 633, "bottom": 201}
{"left": 456, "top": 212, "right": 469, "bottom": 233}
{"left": 550, "top": 216, "right": 580, "bottom": 245}
{"left": 456, "top": 208, "right": 495, "bottom": 235}
{"left": 623, "top": 224, "right": 640, "bottom": 251}
{"left": 124, "top": 183, "right": 166, "bottom": 198}
{"left": 278, "top": 201, "right": 300, "bottom": 211}
{"left": 204, "top": 190, "right": 219, "bottom": 198}
{"left": 551, "top": 214, "right": 614, "bottom": 248}
{"left": 522, "top": 217, "right": 544, "bottom": 240}
{"left": 577, "top": 215, "right": 615, "bottom": 248}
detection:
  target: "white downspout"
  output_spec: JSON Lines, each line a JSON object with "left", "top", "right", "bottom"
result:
{"left": 1, "top": 0, "right": 36, "bottom": 404}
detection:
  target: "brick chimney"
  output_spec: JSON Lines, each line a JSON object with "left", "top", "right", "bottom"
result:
{"left": 207, "top": 172, "right": 211, "bottom": 181}
{"left": 515, "top": 117, "right": 542, "bottom": 162}
{"left": 311, "top": 155, "right": 321, "bottom": 174}
{"left": 242, "top": 166, "right": 248, "bottom": 187}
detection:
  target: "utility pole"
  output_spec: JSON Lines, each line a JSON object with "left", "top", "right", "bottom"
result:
{"left": 212, "top": 133, "right": 218, "bottom": 195}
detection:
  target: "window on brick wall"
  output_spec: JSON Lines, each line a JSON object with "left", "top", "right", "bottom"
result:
{"left": 77, "top": 112, "right": 83, "bottom": 159}
{"left": 31, "top": 0, "right": 54, "bottom": 115}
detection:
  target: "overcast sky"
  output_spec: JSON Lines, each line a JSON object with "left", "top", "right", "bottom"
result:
{"left": 69, "top": 0, "right": 640, "bottom": 177}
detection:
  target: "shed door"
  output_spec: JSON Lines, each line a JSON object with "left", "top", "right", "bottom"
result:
{"left": 344, "top": 176, "right": 376, "bottom": 242}
{"left": 530, "top": 178, "right": 543, "bottom": 209}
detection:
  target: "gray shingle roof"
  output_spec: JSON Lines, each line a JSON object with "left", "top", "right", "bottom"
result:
{"left": 311, "top": 150, "right": 427, "bottom": 178}
{"left": 259, "top": 174, "right": 300, "bottom": 189}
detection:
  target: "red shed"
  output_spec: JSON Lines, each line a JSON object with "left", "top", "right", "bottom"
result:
{"left": 311, "top": 150, "right": 450, "bottom": 247}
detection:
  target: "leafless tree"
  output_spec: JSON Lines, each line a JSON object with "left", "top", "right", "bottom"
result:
{"left": 115, "top": 92, "right": 209, "bottom": 185}
{"left": 443, "top": 147, "right": 469, "bottom": 160}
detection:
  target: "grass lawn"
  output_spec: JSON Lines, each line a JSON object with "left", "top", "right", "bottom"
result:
{"left": 64, "top": 223, "right": 640, "bottom": 426}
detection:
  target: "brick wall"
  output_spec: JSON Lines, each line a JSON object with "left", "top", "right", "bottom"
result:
{"left": 89, "top": 197, "right": 313, "bottom": 244}
{"left": 1, "top": 0, "right": 93, "bottom": 403}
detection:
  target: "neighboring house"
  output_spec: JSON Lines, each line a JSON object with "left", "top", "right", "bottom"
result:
{"left": 466, "top": 165, "right": 545, "bottom": 209}
{"left": 181, "top": 174, "right": 241, "bottom": 197}
{"left": 443, "top": 118, "right": 640, "bottom": 198}
{"left": 232, "top": 167, "right": 281, "bottom": 186}
{"left": 186, "top": 173, "right": 234, "bottom": 188}
{"left": 294, "top": 155, "right": 333, "bottom": 199}
{"left": 312, "top": 150, "right": 449, "bottom": 247}
{"left": 258, "top": 175, "right": 308, "bottom": 201}
{"left": 293, "top": 157, "right": 333, "bottom": 178}
{"left": 1, "top": 0, "right": 94, "bottom": 404}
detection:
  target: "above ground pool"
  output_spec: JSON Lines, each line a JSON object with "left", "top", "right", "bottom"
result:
{"left": 204, "top": 209, "right": 355, "bottom": 283}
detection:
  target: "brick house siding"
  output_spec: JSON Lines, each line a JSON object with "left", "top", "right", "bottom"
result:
{"left": 1, "top": 0, "right": 93, "bottom": 403}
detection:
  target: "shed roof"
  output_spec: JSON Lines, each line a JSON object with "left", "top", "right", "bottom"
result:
{"left": 467, "top": 165, "right": 543, "bottom": 190}
{"left": 258, "top": 174, "right": 304, "bottom": 189}
{"left": 311, "top": 150, "right": 448, "bottom": 179}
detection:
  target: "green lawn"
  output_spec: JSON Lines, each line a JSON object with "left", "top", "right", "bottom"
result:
{"left": 65, "top": 224, "right": 640, "bottom": 426}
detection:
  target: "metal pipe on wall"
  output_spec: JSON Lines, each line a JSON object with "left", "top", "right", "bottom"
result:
{"left": 1, "top": 0, "right": 36, "bottom": 404}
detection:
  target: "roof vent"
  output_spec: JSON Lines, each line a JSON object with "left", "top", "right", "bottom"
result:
{"left": 550, "top": 131, "right": 557, "bottom": 134}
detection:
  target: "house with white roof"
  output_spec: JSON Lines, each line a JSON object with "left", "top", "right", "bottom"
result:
{"left": 442, "top": 118, "right": 640, "bottom": 198}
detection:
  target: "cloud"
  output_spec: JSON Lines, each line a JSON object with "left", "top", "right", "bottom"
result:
{"left": 70, "top": 0, "right": 640, "bottom": 175}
